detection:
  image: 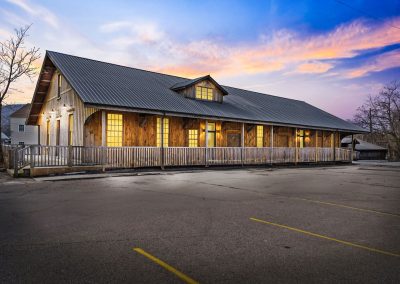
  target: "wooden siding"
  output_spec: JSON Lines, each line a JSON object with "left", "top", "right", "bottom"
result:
{"left": 177, "top": 80, "right": 224, "bottom": 103}
{"left": 81, "top": 112, "right": 342, "bottom": 149}
{"left": 37, "top": 70, "right": 85, "bottom": 146}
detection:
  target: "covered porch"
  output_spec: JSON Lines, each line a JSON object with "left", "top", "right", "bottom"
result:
{"left": 6, "top": 109, "right": 353, "bottom": 176}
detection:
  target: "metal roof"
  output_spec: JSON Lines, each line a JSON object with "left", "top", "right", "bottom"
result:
{"left": 32, "top": 51, "right": 366, "bottom": 133}
{"left": 10, "top": 104, "right": 31, "bottom": 118}
{"left": 342, "top": 137, "right": 387, "bottom": 151}
{"left": 170, "top": 75, "right": 229, "bottom": 95}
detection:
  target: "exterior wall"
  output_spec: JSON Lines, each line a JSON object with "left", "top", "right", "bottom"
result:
{"left": 178, "top": 80, "right": 224, "bottom": 103}
{"left": 37, "top": 70, "right": 85, "bottom": 146}
{"left": 82, "top": 111, "right": 343, "bottom": 149}
{"left": 10, "top": 117, "right": 38, "bottom": 145}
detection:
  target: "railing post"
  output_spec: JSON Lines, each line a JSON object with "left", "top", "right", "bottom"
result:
{"left": 333, "top": 132, "right": 336, "bottom": 162}
{"left": 30, "top": 145, "right": 34, "bottom": 169}
{"left": 13, "top": 149, "right": 18, "bottom": 178}
{"left": 241, "top": 123, "right": 244, "bottom": 166}
{"left": 315, "top": 130, "right": 318, "bottom": 163}
{"left": 102, "top": 146, "right": 107, "bottom": 172}
{"left": 68, "top": 145, "right": 73, "bottom": 167}
{"left": 161, "top": 116, "right": 165, "bottom": 170}
{"left": 205, "top": 120, "right": 209, "bottom": 167}
{"left": 294, "top": 127, "right": 299, "bottom": 165}
{"left": 270, "top": 125, "right": 274, "bottom": 165}
{"left": 350, "top": 134, "right": 354, "bottom": 162}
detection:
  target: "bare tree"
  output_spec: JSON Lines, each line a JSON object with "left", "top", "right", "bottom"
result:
{"left": 0, "top": 25, "right": 40, "bottom": 163}
{"left": 354, "top": 81, "right": 400, "bottom": 160}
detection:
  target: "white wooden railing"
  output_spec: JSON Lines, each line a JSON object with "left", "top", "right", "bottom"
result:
{"left": 3, "top": 145, "right": 352, "bottom": 174}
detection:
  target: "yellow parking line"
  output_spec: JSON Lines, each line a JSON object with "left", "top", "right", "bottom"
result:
{"left": 250, "top": 217, "right": 399, "bottom": 258}
{"left": 290, "top": 197, "right": 400, "bottom": 218}
{"left": 133, "top": 248, "right": 199, "bottom": 284}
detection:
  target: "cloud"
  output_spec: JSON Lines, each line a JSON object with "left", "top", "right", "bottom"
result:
{"left": 345, "top": 49, "right": 400, "bottom": 78}
{"left": 100, "top": 21, "right": 164, "bottom": 45}
{"left": 143, "top": 17, "right": 400, "bottom": 77}
{"left": 6, "top": 0, "right": 59, "bottom": 28}
{"left": 295, "top": 61, "right": 334, "bottom": 74}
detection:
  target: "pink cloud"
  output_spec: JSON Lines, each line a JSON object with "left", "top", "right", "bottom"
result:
{"left": 154, "top": 17, "right": 400, "bottom": 77}
{"left": 346, "top": 49, "right": 400, "bottom": 78}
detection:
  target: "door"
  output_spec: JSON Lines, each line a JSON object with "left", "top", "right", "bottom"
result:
{"left": 227, "top": 133, "right": 241, "bottom": 147}
{"left": 56, "top": 120, "right": 60, "bottom": 156}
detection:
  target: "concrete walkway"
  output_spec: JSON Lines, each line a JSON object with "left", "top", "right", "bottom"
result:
{"left": 353, "top": 160, "right": 400, "bottom": 168}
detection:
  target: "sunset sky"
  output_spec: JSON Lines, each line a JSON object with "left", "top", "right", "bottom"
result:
{"left": 1, "top": 0, "right": 399, "bottom": 119}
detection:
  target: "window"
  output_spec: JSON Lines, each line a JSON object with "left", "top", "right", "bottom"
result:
{"left": 297, "top": 129, "right": 305, "bottom": 148}
{"left": 156, "top": 117, "right": 169, "bottom": 147}
{"left": 256, "top": 125, "right": 263, "bottom": 147}
{"left": 107, "top": 113, "right": 123, "bottom": 147}
{"left": 18, "top": 142, "right": 24, "bottom": 145}
{"left": 18, "top": 125, "right": 25, "bottom": 132}
{"left": 207, "top": 122, "right": 216, "bottom": 147}
{"left": 46, "top": 120, "right": 50, "bottom": 145}
{"left": 57, "top": 74, "right": 62, "bottom": 99}
{"left": 188, "top": 129, "right": 198, "bottom": 147}
{"left": 68, "top": 114, "right": 73, "bottom": 146}
{"left": 195, "top": 86, "right": 213, "bottom": 101}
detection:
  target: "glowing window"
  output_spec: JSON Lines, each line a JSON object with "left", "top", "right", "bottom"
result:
{"left": 107, "top": 113, "right": 123, "bottom": 147}
{"left": 297, "top": 129, "right": 305, "bottom": 148}
{"left": 207, "top": 122, "right": 216, "bottom": 147}
{"left": 68, "top": 114, "right": 73, "bottom": 146}
{"left": 256, "top": 125, "right": 263, "bottom": 147}
{"left": 156, "top": 117, "right": 169, "bottom": 147}
{"left": 195, "top": 86, "right": 213, "bottom": 101}
{"left": 188, "top": 129, "right": 198, "bottom": 147}
{"left": 46, "top": 120, "right": 50, "bottom": 145}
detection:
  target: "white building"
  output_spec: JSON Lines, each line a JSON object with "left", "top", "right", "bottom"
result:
{"left": 10, "top": 104, "right": 39, "bottom": 145}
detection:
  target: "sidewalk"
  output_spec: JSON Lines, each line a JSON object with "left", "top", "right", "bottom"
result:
{"left": 353, "top": 160, "right": 400, "bottom": 168}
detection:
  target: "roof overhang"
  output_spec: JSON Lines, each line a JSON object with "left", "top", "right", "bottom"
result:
{"left": 26, "top": 53, "right": 56, "bottom": 125}
{"left": 86, "top": 103, "right": 367, "bottom": 134}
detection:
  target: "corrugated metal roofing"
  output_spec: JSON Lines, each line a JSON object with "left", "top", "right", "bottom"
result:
{"left": 10, "top": 104, "right": 31, "bottom": 118}
{"left": 45, "top": 51, "right": 366, "bottom": 132}
{"left": 342, "top": 137, "right": 387, "bottom": 150}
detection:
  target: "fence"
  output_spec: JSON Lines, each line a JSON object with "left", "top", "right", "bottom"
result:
{"left": 3, "top": 144, "right": 352, "bottom": 173}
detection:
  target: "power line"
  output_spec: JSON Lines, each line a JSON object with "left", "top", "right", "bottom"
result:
{"left": 333, "top": 0, "right": 400, "bottom": 30}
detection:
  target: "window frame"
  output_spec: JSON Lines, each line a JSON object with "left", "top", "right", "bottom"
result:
{"left": 68, "top": 114, "right": 73, "bottom": 146}
{"left": 195, "top": 86, "right": 214, "bottom": 101}
{"left": 207, "top": 122, "right": 216, "bottom": 147}
{"left": 156, "top": 117, "right": 169, "bottom": 147}
{"left": 46, "top": 120, "right": 50, "bottom": 145}
{"left": 106, "top": 113, "right": 123, "bottom": 147}
{"left": 18, "top": 124, "right": 25, "bottom": 132}
{"left": 256, "top": 125, "right": 263, "bottom": 148}
{"left": 188, "top": 129, "right": 198, "bottom": 147}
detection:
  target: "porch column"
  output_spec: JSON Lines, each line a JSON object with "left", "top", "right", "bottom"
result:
{"left": 241, "top": 123, "right": 245, "bottom": 166}
{"left": 295, "top": 127, "right": 298, "bottom": 164}
{"left": 351, "top": 134, "right": 354, "bottom": 162}
{"left": 315, "top": 130, "right": 318, "bottom": 162}
{"left": 333, "top": 131, "right": 337, "bottom": 162}
{"left": 161, "top": 116, "right": 165, "bottom": 170}
{"left": 101, "top": 111, "right": 106, "bottom": 146}
{"left": 205, "top": 120, "right": 209, "bottom": 167}
{"left": 270, "top": 125, "right": 274, "bottom": 165}
{"left": 101, "top": 111, "right": 107, "bottom": 171}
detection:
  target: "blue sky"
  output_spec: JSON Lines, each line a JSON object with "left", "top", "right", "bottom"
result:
{"left": 1, "top": 0, "right": 399, "bottom": 119}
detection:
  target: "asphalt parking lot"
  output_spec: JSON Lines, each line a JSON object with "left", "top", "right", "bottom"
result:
{"left": 0, "top": 165, "right": 399, "bottom": 283}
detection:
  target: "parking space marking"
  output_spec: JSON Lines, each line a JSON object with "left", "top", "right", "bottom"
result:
{"left": 133, "top": 248, "right": 199, "bottom": 284}
{"left": 250, "top": 217, "right": 400, "bottom": 257}
{"left": 289, "top": 197, "right": 400, "bottom": 218}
